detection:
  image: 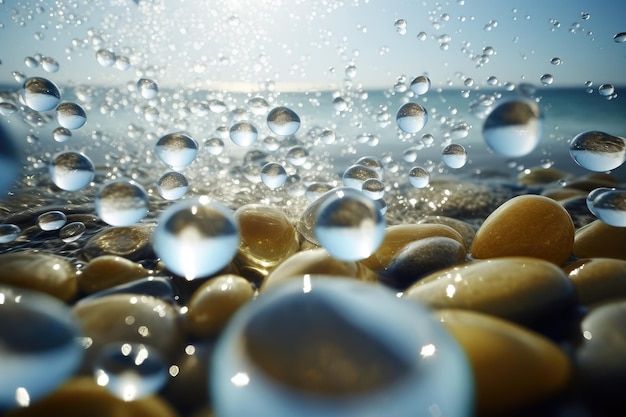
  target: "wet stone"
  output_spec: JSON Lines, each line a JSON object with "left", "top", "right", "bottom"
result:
{"left": 437, "top": 309, "right": 572, "bottom": 416}
{"left": 470, "top": 195, "right": 575, "bottom": 265}
{"left": 0, "top": 251, "right": 78, "bottom": 302}
{"left": 573, "top": 219, "right": 626, "bottom": 260}
{"left": 517, "top": 166, "right": 572, "bottom": 186}
{"left": 185, "top": 274, "right": 255, "bottom": 338}
{"left": 404, "top": 257, "right": 576, "bottom": 324}
{"left": 77, "top": 255, "right": 150, "bottom": 294}
{"left": 416, "top": 215, "right": 476, "bottom": 248}
{"left": 564, "top": 258, "right": 626, "bottom": 305}
{"left": 79, "top": 276, "right": 175, "bottom": 304}
{"left": 81, "top": 225, "right": 154, "bottom": 261}
{"left": 562, "top": 173, "right": 620, "bottom": 192}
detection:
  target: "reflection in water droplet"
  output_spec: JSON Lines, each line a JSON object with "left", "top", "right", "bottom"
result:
{"left": 261, "top": 162, "right": 287, "bottom": 189}
{"left": 52, "top": 127, "right": 72, "bottom": 143}
{"left": 56, "top": 102, "right": 87, "bottom": 130}
{"left": 482, "top": 100, "right": 542, "bottom": 158}
{"left": 550, "top": 57, "right": 562, "bottom": 65}
{"left": 540, "top": 74, "right": 554, "bottom": 85}
{"left": 305, "top": 183, "right": 333, "bottom": 203}
{"left": 157, "top": 171, "right": 189, "bottom": 200}
{"left": 95, "top": 179, "right": 150, "bottom": 226}
{"left": 613, "top": 32, "right": 626, "bottom": 43}
{"left": 442, "top": 144, "right": 467, "bottom": 169}
{"left": 343, "top": 164, "right": 380, "bottom": 189}
{"left": 361, "top": 178, "right": 385, "bottom": 200}
{"left": 410, "top": 75, "right": 431, "bottom": 95}
{"left": 37, "top": 210, "right": 67, "bottom": 231}
{"left": 0, "top": 224, "right": 20, "bottom": 243}
{"left": 59, "top": 221, "right": 86, "bottom": 243}
{"left": 285, "top": 146, "right": 309, "bottom": 166}
{"left": 205, "top": 138, "right": 225, "bottom": 156}
{"left": 569, "top": 131, "right": 626, "bottom": 172}
{"left": 137, "top": 78, "right": 158, "bottom": 99}
{"left": 598, "top": 84, "right": 615, "bottom": 96}
{"left": 267, "top": 107, "right": 301, "bottom": 136}
{"left": 408, "top": 166, "right": 430, "bottom": 188}
{"left": 229, "top": 122, "right": 258, "bottom": 147}
{"left": 41, "top": 56, "right": 60, "bottom": 73}
{"left": 587, "top": 188, "right": 626, "bottom": 227}
{"left": 332, "top": 96, "right": 348, "bottom": 112}
{"left": 96, "top": 48, "right": 116, "bottom": 67}
{"left": 49, "top": 151, "right": 95, "bottom": 191}
{"left": 155, "top": 132, "right": 198, "bottom": 170}
{"left": 396, "top": 102, "right": 428, "bottom": 133}
{"left": 21, "top": 77, "right": 61, "bottom": 112}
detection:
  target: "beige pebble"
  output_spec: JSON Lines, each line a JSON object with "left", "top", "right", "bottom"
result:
{"left": 517, "top": 166, "right": 571, "bottom": 185}
{"left": 436, "top": 309, "right": 572, "bottom": 416}
{"left": 185, "top": 274, "right": 255, "bottom": 337}
{"left": 573, "top": 219, "right": 626, "bottom": 260}
{"left": 416, "top": 215, "right": 476, "bottom": 248}
{"left": 81, "top": 225, "right": 154, "bottom": 261}
{"left": 470, "top": 195, "right": 575, "bottom": 265}
{"left": 541, "top": 188, "right": 587, "bottom": 201}
{"left": 78, "top": 255, "right": 150, "bottom": 294}
{"left": 404, "top": 257, "right": 576, "bottom": 323}
{"left": 564, "top": 173, "right": 620, "bottom": 192}
{"left": 0, "top": 250, "right": 77, "bottom": 301}
{"left": 563, "top": 257, "right": 626, "bottom": 305}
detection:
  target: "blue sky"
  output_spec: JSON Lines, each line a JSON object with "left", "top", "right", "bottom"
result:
{"left": 1, "top": 0, "right": 625, "bottom": 91}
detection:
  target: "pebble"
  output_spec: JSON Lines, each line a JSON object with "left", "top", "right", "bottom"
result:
{"left": 416, "top": 215, "right": 476, "bottom": 248}
{"left": 517, "top": 166, "right": 572, "bottom": 186}
{"left": 361, "top": 223, "right": 465, "bottom": 271}
{"left": 185, "top": 274, "right": 255, "bottom": 338}
{"left": 573, "top": 219, "right": 626, "bottom": 260}
{"left": 233, "top": 204, "right": 299, "bottom": 283}
{"left": 470, "top": 195, "right": 575, "bottom": 265}
{"left": 404, "top": 257, "right": 576, "bottom": 324}
{"left": 563, "top": 173, "right": 620, "bottom": 192}
{"left": 261, "top": 247, "right": 378, "bottom": 292}
{"left": 78, "top": 276, "right": 176, "bottom": 304}
{"left": 0, "top": 251, "right": 77, "bottom": 301}
{"left": 78, "top": 255, "right": 150, "bottom": 294}
{"left": 4, "top": 377, "right": 179, "bottom": 417}
{"left": 436, "top": 309, "right": 572, "bottom": 415}
{"left": 72, "top": 293, "right": 185, "bottom": 372}
{"left": 541, "top": 188, "right": 587, "bottom": 201}
{"left": 81, "top": 225, "right": 154, "bottom": 261}
{"left": 563, "top": 258, "right": 626, "bottom": 305}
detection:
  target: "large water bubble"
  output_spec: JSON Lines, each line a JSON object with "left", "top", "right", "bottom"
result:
{"left": 56, "top": 102, "right": 87, "bottom": 130}
{"left": 569, "top": 131, "right": 626, "bottom": 172}
{"left": 614, "top": 32, "right": 626, "bottom": 43}
{"left": 49, "top": 151, "right": 95, "bottom": 191}
{"left": 482, "top": 100, "right": 543, "bottom": 158}
{"left": 396, "top": 102, "right": 428, "bottom": 133}
{"left": 267, "top": 107, "right": 301, "bottom": 136}
{"left": 155, "top": 132, "right": 199, "bottom": 170}
{"left": 95, "top": 179, "right": 150, "bottom": 226}
{"left": 314, "top": 187, "right": 385, "bottom": 261}
{"left": 587, "top": 188, "right": 626, "bottom": 227}
{"left": 21, "top": 77, "right": 61, "bottom": 112}
{"left": 152, "top": 196, "right": 240, "bottom": 280}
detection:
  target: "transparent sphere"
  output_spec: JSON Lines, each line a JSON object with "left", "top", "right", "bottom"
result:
{"left": 204, "top": 137, "right": 225, "bottom": 156}
{"left": 157, "top": 171, "right": 189, "bottom": 200}
{"left": 361, "top": 178, "right": 385, "bottom": 200}
{"left": 260, "top": 162, "right": 288, "bottom": 189}
{"left": 396, "top": 102, "right": 428, "bottom": 133}
{"left": 56, "top": 102, "right": 87, "bottom": 130}
{"left": 37, "top": 210, "right": 67, "bottom": 231}
{"left": 49, "top": 151, "right": 95, "bottom": 191}
{"left": 482, "top": 100, "right": 542, "bottom": 158}
{"left": 314, "top": 187, "right": 385, "bottom": 261}
{"left": 342, "top": 164, "right": 380, "bottom": 189}
{"left": 569, "top": 131, "right": 626, "bottom": 172}
{"left": 587, "top": 188, "right": 626, "bottom": 227}
{"left": 52, "top": 127, "right": 72, "bottom": 143}
{"left": 155, "top": 132, "right": 198, "bottom": 170}
{"left": 0, "top": 224, "right": 20, "bottom": 244}
{"left": 153, "top": 196, "right": 240, "bottom": 280}
{"left": 21, "top": 77, "right": 61, "bottom": 112}
{"left": 285, "top": 146, "right": 309, "bottom": 166}
{"left": 95, "top": 179, "right": 150, "bottom": 226}
{"left": 267, "top": 106, "right": 301, "bottom": 136}
{"left": 442, "top": 144, "right": 467, "bottom": 169}
{"left": 137, "top": 78, "right": 158, "bottom": 99}
{"left": 408, "top": 166, "right": 430, "bottom": 188}
{"left": 410, "top": 75, "right": 431, "bottom": 95}
{"left": 230, "top": 122, "right": 259, "bottom": 147}
{"left": 59, "top": 221, "right": 86, "bottom": 243}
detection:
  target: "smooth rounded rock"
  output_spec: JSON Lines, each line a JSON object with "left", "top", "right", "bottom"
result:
{"left": 78, "top": 255, "right": 150, "bottom": 294}
{"left": 573, "top": 220, "right": 626, "bottom": 260}
{"left": 564, "top": 258, "right": 626, "bottom": 305}
{"left": 185, "top": 274, "right": 255, "bottom": 337}
{"left": 416, "top": 215, "right": 476, "bottom": 249}
{"left": 518, "top": 166, "right": 571, "bottom": 186}
{"left": 470, "top": 195, "right": 575, "bottom": 265}
{"left": 81, "top": 225, "right": 154, "bottom": 261}
{"left": 436, "top": 309, "right": 572, "bottom": 415}
{"left": 404, "top": 257, "right": 576, "bottom": 323}
{"left": 0, "top": 251, "right": 77, "bottom": 301}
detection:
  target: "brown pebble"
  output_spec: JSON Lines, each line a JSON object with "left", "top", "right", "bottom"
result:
{"left": 404, "top": 257, "right": 576, "bottom": 323}
{"left": 563, "top": 173, "right": 620, "bottom": 192}
{"left": 78, "top": 255, "right": 150, "bottom": 294}
{"left": 436, "top": 309, "right": 572, "bottom": 416}
{"left": 0, "top": 250, "right": 77, "bottom": 301}
{"left": 81, "top": 225, "right": 154, "bottom": 261}
{"left": 185, "top": 274, "right": 255, "bottom": 337}
{"left": 541, "top": 188, "right": 587, "bottom": 201}
{"left": 416, "top": 215, "right": 476, "bottom": 248}
{"left": 518, "top": 166, "right": 571, "bottom": 185}
{"left": 563, "top": 258, "right": 626, "bottom": 305}
{"left": 4, "top": 377, "right": 179, "bottom": 417}
{"left": 573, "top": 219, "right": 626, "bottom": 260}
{"left": 470, "top": 195, "right": 575, "bottom": 265}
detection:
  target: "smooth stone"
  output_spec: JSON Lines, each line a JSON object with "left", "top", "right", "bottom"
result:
{"left": 470, "top": 195, "right": 575, "bottom": 265}
{"left": 361, "top": 224, "right": 465, "bottom": 271}
{"left": 541, "top": 188, "right": 587, "bottom": 201}
{"left": 4, "top": 377, "right": 179, "bottom": 417}
{"left": 185, "top": 274, "right": 255, "bottom": 338}
{"left": 404, "top": 257, "right": 576, "bottom": 323}
{"left": 0, "top": 251, "right": 77, "bottom": 301}
{"left": 77, "top": 276, "right": 176, "bottom": 304}
{"left": 573, "top": 219, "right": 626, "bottom": 260}
{"left": 518, "top": 166, "right": 571, "bottom": 185}
{"left": 563, "top": 258, "right": 626, "bottom": 305}
{"left": 382, "top": 236, "right": 466, "bottom": 290}
{"left": 81, "top": 225, "right": 154, "bottom": 261}
{"left": 416, "top": 215, "right": 476, "bottom": 248}
{"left": 261, "top": 248, "right": 378, "bottom": 292}
{"left": 234, "top": 204, "right": 299, "bottom": 283}
{"left": 72, "top": 293, "right": 185, "bottom": 372}
{"left": 563, "top": 173, "right": 620, "bottom": 192}
{"left": 78, "top": 255, "right": 150, "bottom": 294}
{"left": 558, "top": 196, "right": 595, "bottom": 228}
{"left": 436, "top": 309, "right": 572, "bottom": 416}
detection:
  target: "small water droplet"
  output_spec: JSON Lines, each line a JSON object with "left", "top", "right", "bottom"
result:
{"left": 614, "top": 32, "right": 626, "bottom": 43}
{"left": 41, "top": 56, "right": 59, "bottom": 73}
{"left": 598, "top": 84, "right": 615, "bottom": 96}
{"left": 155, "top": 132, "right": 198, "bottom": 170}
{"left": 59, "top": 221, "right": 86, "bottom": 243}
{"left": 550, "top": 57, "right": 562, "bottom": 65}
{"left": 229, "top": 122, "right": 258, "bottom": 147}
{"left": 267, "top": 107, "right": 300, "bottom": 136}
{"left": 587, "top": 188, "right": 626, "bottom": 227}
{"left": 49, "top": 151, "right": 95, "bottom": 191}
{"left": 52, "top": 127, "right": 72, "bottom": 143}
{"left": 540, "top": 74, "right": 554, "bottom": 85}
{"left": 137, "top": 78, "right": 158, "bottom": 100}
{"left": 56, "top": 102, "right": 87, "bottom": 130}
{"left": 396, "top": 102, "right": 428, "bottom": 133}
{"left": 37, "top": 210, "right": 67, "bottom": 231}
{"left": 285, "top": 146, "right": 309, "bottom": 166}
{"left": 569, "top": 131, "right": 626, "bottom": 172}
{"left": 260, "top": 162, "right": 287, "bottom": 189}
{"left": 95, "top": 179, "right": 150, "bottom": 226}
{"left": 408, "top": 166, "right": 430, "bottom": 188}
{"left": 0, "top": 224, "right": 20, "bottom": 243}
{"left": 442, "top": 144, "right": 467, "bottom": 169}
{"left": 343, "top": 164, "right": 380, "bottom": 189}
{"left": 96, "top": 49, "right": 116, "bottom": 67}
{"left": 410, "top": 75, "right": 431, "bottom": 95}
{"left": 21, "top": 77, "right": 61, "bottom": 112}
{"left": 157, "top": 171, "right": 189, "bottom": 200}
{"left": 482, "top": 100, "right": 543, "bottom": 158}
{"left": 332, "top": 96, "right": 348, "bottom": 112}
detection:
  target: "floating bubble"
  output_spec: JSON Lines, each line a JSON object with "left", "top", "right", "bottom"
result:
{"left": 247, "top": 97, "right": 270, "bottom": 115}
{"left": 155, "top": 132, "right": 198, "bottom": 170}
{"left": 260, "top": 162, "right": 288, "bottom": 189}
{"left": 305, "top": 183, "right": 332, "bottom": 203}
{"left": 598, "top": 84, "right": 615, "bottom": 96}
{"left": 355, "top": 156, "right": 384, "bottom": 177}
{"left": 153, "top": 196, "right": 240, "bottom": 280}
{"left": 540, "top": 74, "right": 554, "bottom": 85}
{"left": 408, "top": 166, "right": 430, "bottom": 188}
{"left": 52, "top": 127, "right": 72, "bottom": 143}
{"left": 0, "top": 224, "right": 20, "bottom": 243}
{"left": 59, "top": 221, "right": 86, "bottom": 243}
{"left": 361, "top": 178, "right": 385, "bottom": 200}
{"left": 342, "top": 164, "right": 380, "bottom": 189}
{"left": 550, "top": 57, "right": 562, "bottom": 65}
{"left": 587, "top": 188, "right": 626, "bottom": 227}
{"left": 137, "top": 78, "right": 158, "bottom": 99}
{"left": 396, "top": 102, "right": 428, "bottom": 133}
{"left": 403, "top": 148, "right": 419, "bottom": 163}
{"left": 487, "top": 76, "right": 499, "bottom": 86}
{"left": 37, "top": 210, "right": 67, "bottom": 231}
{"left": 157, "top": 171, "right": 189, "bottom": 200}
{"left": 262, "top": 136, "right": 280, "bottom": 152}
{"left": 95, "top": 179, "right": 150, "bottom": 226}
{"left": 41, "top": 56, "right": 60, "bottom": 73}
{"left": 267, "top": 107, "right": 301, "bottom": 136}
{"left": 0, "top": 285, "right": 83, "bottom": 410}
{"left": 332, "top": 96, "right": 348, "bottom": 112}
{"left": 95, "top": 48, "right": 116, "bottom": 67}
{"left": 204, "top": 137, "right": 225, "bottom": 156}
{"left": 21, "top": 77, "right": 61, "bottom": 112}
{"left": 94, "top": 342, "right": 168, "bottom": 402}
{"left": 394, "top": 18, "right": 407, "bottom": 35}
{"left": 417, "top": 31, "right": 427, "bottom": 41}
{"left": 442, "top": 144, "right": 467, "bottom": 169}
{"left": 345, "top": 64, "right": 358, "bottom": 78}
{"left": 613, "top": 32, "right": 626, "bottom": 43}
{"left": 482, "top": 100, "right": 543, "bottom": 158}
{"left": 56, "top": 102, "right": 87, "bottom": 130}
{"left": 285, "top": 146, "right": 309, "bottom": 166}
{"left": 49, "top": 151, "right": 95, "bottom": 191}
{"left": 24, "top": 56, "right": 39, "bottom": 69}
{"left": 229, "top": 122, "right": 258, "bottom": 147}
{"left": 410, "top": 75, "right": 431, "bottom": 95}
{"left": 569, "top": 131, "right": 626, "bottom": 172}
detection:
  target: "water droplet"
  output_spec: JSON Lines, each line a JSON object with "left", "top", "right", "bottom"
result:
{"left": 342, "top": 164, "right": 380, "bottom": 189}
{"left": 396, "top": 102, "right": 428, "bottom": 133}
{"left": 49, "top": 151, "right": 95, "bottom": 191}
{"left": 598, "top": 84, "right": 615, "bottom": 96}
{"left": 345, "top": 64, "right": 358, "bottom": 78}
{"left": 408, "top": 166, "right": 430, "bottom": 188}
{"left": 247, "top": 97, "right": 270, "bottom": 115}
{"left": 587, "top": 188, "right": 626, "bottom": 227}
{"left": 153, "top": 196, "right": 240, "bottom": 280}
{"left": 482, "top": 100, "right": 543, "bottom": 158}
{"left": 21, "top": 77, "right": 61, "bottom": 112}
{"left": 204, "top": 138, "right": 225, "bottom": 156}
{"left": 37, "top": 210, "right": 67, "bottom": 231}
{"left": 394, "top": 18, "right": 407, "bottom": 35}
{"left": 52, "top": 127, "right": 72, "bottom": 143}
{"left": 581, "top": 12, "right": 590, "bottom": 20}
{"left": 137, "top": 78, "right": 158, "bottom": 100}
{"left": 0, "top": 102, "right": 18, "bottom": 116}
{"left": 486, "top": 76, "right": 499, "bottom": 86}
{"left": 417, "top": 31, "right": 427, "bottom": 41}
{"left": 41, "top": 56, "right": 60, "bottom": 73}
{"left": 56, "top": 102, "right": 87, "bottom": 130}
{"left": 285, "top": 146, "right": 309, "bottom": 166}
{"left": 614, "top": 32, "right": 626, "bottom": 43}
{"left": 320, "top": 130, "right": 336, "bottom": 144}
{"left": 410, "top": 75, "right": 431, "bottom": 95}
{"left": 360, "top": 178, "right": 385, "bottom": 200}
{"left": 155, "top": 132, "right": 198, "bottom": 170}
{"left": 96, "top": 48, "right": 116, "bottom": 67}
{"left": 314, "top": 187, "right": 385, "bottom": 261}
{"left": 260, "top": 162, "right": 287, "bottom": 189}
{"left": 59, "top": 221, "right": 86, "bottom": 243}
{"left": 25, "top": 56, "right": 39, "bottom": 69}
{"left": 95, "top": 179, "right": 150, "bottom": 226}
{"left": 157, "top": 171, "right": 189, "bottom": 200}
{"left": 267, "top": 107, "right": 300, "bottom": 136}
{"left": 550, "top": 57, "right": 562, "bottom": 65}
{"left": 540, "top": 74, "right": 554, "bottom": 85}
{"left": 229, "top": 122, "right": 258, "bottom": 147}
{"left": 442, "top": 144, "right": 467, "bottom": 169}
{"left": 332, "top": 96, "right": 348, "bottom": 112}
{"left": 0, "top": 224, "right": 20, "bottom": 243}
{"left": 569, "top": 131, "right": 626, "bottom": 172}
{"left": 94, "top": 342, "right": 168, "bottom": 402}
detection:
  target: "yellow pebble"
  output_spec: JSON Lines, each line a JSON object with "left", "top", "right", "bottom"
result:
{"left": 563, "top": 257, "right": 626, "bottom": 305}
{"left": 573, "top": 219, "right": 626, "bottom": 260}
{"left": 78, "top": 255, "right": 149, "bottom": 294}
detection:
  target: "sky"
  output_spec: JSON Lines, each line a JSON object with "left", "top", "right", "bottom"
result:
{"left": 0, "top": 0, "right": 625, "bottom": 92}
